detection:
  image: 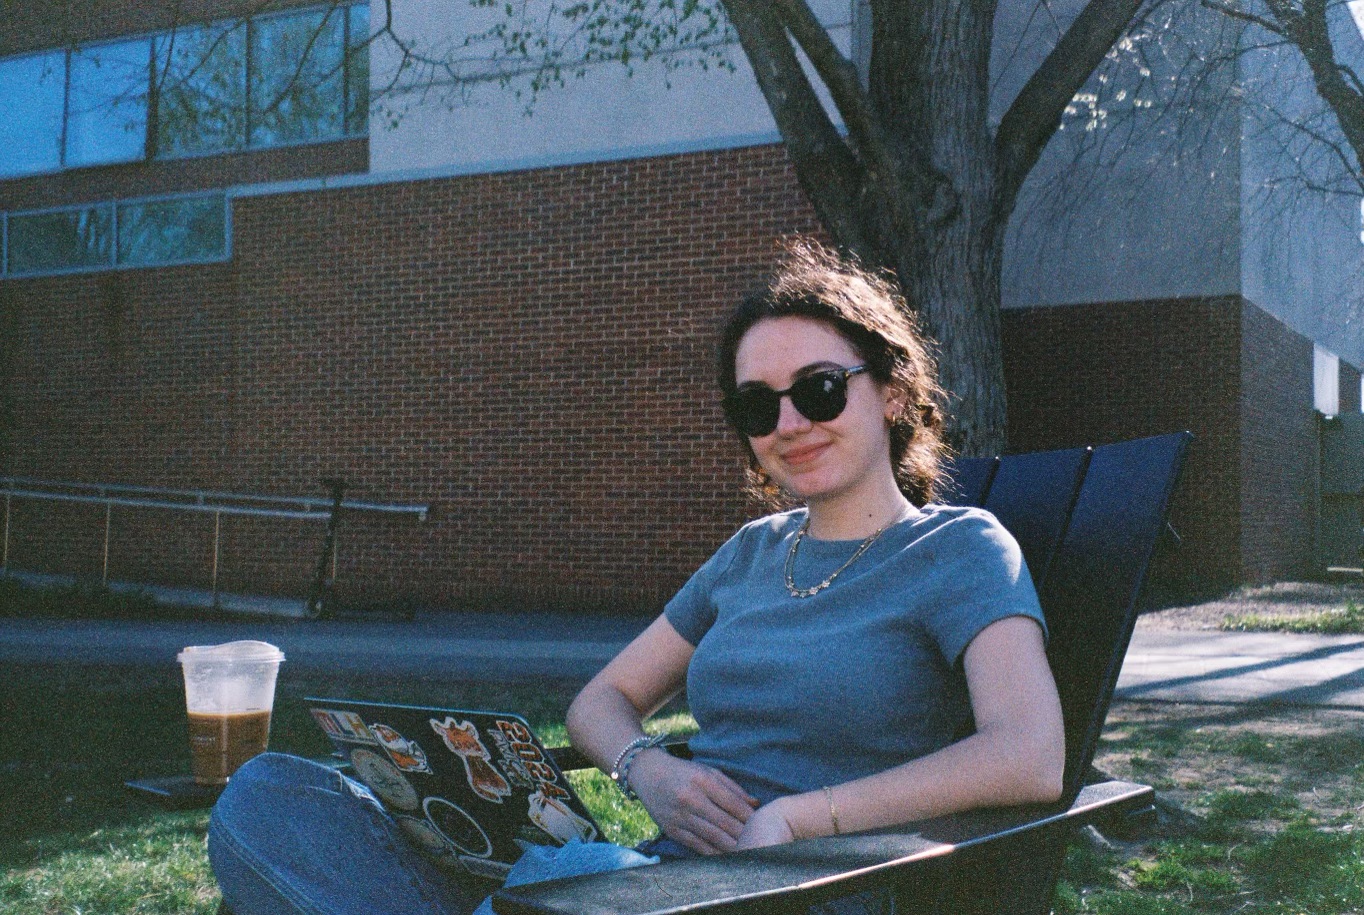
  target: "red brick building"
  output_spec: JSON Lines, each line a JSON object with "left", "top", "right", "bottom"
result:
{"left": 2, "top": 1, "right": 1359, "bottom": 612}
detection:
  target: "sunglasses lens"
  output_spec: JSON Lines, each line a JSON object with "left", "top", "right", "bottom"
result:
{"left": 724, "top": 390, "right": 780, "bottom": 437}
{"left": 724, "top": 370, "right": 853, "bottom": 437}
{"left": 790, "top": 372, "right": 847, "bottom": 422}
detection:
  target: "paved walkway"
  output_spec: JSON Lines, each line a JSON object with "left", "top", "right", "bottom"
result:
{"left": 3, "top": 611, "right": 1364, "bottom": 708}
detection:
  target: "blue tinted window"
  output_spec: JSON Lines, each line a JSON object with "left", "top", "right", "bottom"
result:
{"left": 155, "top": 23, "right": 248, "bottom": 156}
{"left": 0, "top": 52, "right": 66, "bottom": 178}
{"left": 249, "top": 7, "right": 345, "bottom": 146}
{"left": 346, "top": 3, "right": 370, "bottom": 134}
{"left": 66, "top": 39, "right": 151, "bottom": 167}
{"left": 117, "top": 195, "right": 227, "bottom": 265}
{"left": 7, "top": 206, "right": 114, "bottom": 274}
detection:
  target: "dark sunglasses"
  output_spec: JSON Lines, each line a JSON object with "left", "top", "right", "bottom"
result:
{"left": 722, "top": 365, "right": 869, "bottom": 437}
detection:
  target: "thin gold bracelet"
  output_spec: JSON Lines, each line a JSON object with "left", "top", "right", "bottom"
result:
{"left": 823, "top": 785, "right": 841, "bottom": 835}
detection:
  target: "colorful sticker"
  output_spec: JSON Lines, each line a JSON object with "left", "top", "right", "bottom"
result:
{"left": 311, "top": 709, "right": 377, "bottom": 744}
{"left": 371, "top": 723, "right": 432, "bottom": 774}
{"left": 423, "top": 796, "right": 493, "bottom": 858}
{"left": 490, "top": 719, "right": 571, "bottom": 803}
{"left": 349, "top": 747, "right": 420, "bottom": 812}
{"left": 527, "top": 788, "right": 597, "bottom": 844}
{"left": 429, "top": 717, "right": 512, "bottom": 804}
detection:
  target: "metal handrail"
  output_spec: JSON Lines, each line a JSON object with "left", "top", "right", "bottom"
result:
{"left": 0, "top": 476, "right": 429, "bottom": 519}
{"left": 0, "top": 477, "right": 429, "bottom": 606}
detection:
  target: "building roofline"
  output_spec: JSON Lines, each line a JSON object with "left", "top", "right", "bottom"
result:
{"left": 226, "top": 129, "right": 785, "bottom": 201}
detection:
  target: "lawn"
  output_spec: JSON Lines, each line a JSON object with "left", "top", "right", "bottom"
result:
{"left": 2, "top": 659, "right": 1362, "bottom": 914}
{"left": 0, "top": 661, "right": 675, "bottom": 914}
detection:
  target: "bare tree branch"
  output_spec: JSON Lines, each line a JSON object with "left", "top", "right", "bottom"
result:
{"left": 1197, "top": 0, "right": 1284, "bottom": 36}
{"left": 995, "top": 0, "right": 1148, "bottom": 213}
{"left": 721, "top": 0, "right": 873, "bottom": 251}
{"left": 768, "top": 0, "right": 881, "bottom": 158}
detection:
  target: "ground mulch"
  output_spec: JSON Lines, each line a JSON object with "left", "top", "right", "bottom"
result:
{"left": 1137, "top": 580, "right": 1364, "bottom": 631}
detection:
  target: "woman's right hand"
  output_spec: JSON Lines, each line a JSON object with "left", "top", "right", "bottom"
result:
{"left": 627, "top": 749, "right": 760, "bottom": 855}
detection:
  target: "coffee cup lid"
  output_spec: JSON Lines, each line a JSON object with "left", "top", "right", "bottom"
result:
{"left": 177, "top": 640, "right": 285, "bottom": 665}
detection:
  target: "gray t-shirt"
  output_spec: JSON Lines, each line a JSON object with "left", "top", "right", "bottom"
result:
{"left": 664, "top": 504, "right": 1045, "bottom": 805}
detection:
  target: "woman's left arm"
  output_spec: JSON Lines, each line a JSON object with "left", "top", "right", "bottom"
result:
{"left": 736, "top": 615, "right": 1065, "bottom": 848}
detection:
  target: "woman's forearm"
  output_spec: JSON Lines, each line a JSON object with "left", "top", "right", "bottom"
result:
{"left": 565, "top": 679, "right": 651, "bottom": 773}
{"left": 773, "top": 721, "right": 1064, "bottom": 840}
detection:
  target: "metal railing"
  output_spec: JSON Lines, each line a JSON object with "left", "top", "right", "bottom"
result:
{"left": 0, "top": 477, "right": 429, "bottom": 607}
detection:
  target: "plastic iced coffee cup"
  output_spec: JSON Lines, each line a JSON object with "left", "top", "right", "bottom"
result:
{"left": 178, "top": 640, "right": 285, "bottom": 786}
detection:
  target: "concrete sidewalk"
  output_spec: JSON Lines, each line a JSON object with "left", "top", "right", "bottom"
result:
{"left": 1116, "top": 627, "right": 1364, "bottom": 708}
{"left": 2, "top": 612, "right": 1364, "bottom": 707}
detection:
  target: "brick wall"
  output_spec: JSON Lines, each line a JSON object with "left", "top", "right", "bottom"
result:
{"left": 1238, "top": 303, "right": 1317, "bottom": 582}
{"left": 2, "top": 138, "right": 1328, "bottom": 609}
{"left": 1002, "top": 297, "right": 1320, "bottom": 590}
{"left": 1341, "top": 362, "right": 1362, "bottom": 413}
{"left": 1, "top": 144, "right": 820, "bottom": 612}
{"left": 1002, "top": 298, "right": 1247, "bottom": 590}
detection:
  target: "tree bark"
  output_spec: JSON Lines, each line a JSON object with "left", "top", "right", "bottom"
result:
{"left": 722, "top": 0, "right": 1147, "bottom": 455}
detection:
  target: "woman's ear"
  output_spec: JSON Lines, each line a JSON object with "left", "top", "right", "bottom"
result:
{"left": 884, "top": 387, "right": 908, "bottom": 423}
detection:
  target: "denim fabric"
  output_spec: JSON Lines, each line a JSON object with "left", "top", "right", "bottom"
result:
{"left": 208, "top": 753, "right": 480, "bottom": 915}
{"left": 209, "top": 753, "right": 890, "bottom": 915}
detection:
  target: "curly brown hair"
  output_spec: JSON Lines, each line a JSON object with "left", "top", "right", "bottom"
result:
{"left": 717, "top": 240, "right": 949, "bottom": 508}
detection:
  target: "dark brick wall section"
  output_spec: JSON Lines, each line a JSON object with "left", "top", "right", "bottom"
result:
{"left": 1002, "top": 298, "right": 1246, "bottom": 589}
{"left": 1238, "top": 303, "right": 1317, "bottom": 582}
{"left": 1, "top": 0, "right": 323, "bottom": 57}
{"left": 0, "top": 140, "right": 368, "bottom": 213}
{"left": 1341, "top": 362, "right": 1362, "bottom": 413}
{"left": 1, "top": 143, "right": 820, "bottom": 611}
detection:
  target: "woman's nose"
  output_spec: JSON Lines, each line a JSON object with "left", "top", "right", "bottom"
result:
{"left": 774, "top": 395, "right": 811, "bottom": 435}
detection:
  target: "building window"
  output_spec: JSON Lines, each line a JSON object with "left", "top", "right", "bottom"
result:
{"left": 117, "top": 195, "right": 228, "bottom": 266}
{"left": 0, "top": 52, "right": 66, "bottom": 178}
{"left": 3, "top": 193, "right": 228, "bottom": 276}
{"left": 249, "top": 7, "right": 346, "bottom": 147}
{"left": 66, "top": 38, "right": 152, "bottom": 168}
{"left": 0, "top": 2, "right": 368, "bottom": 179}
{"left": 1316, "top": 344, "right": 1341, "bottom": 416}
{"left": 155, "top": 23, "right": 249, "bottom": 157}
{"left": 6, "top": 206, "right": 114, "bottom": 275}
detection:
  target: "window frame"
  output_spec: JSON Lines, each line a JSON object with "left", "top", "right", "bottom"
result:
{"left": 2, "top": 191, "right": 231, "bottom": 278}
{"left": 0, "top": 1, "right": 368, "bottom": 180}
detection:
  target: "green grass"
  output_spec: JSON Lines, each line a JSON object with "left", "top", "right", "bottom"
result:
{"left": 1221, "top": 599, "right": 1364, "bottom": 634}
{"left": 5, "top": 651, "right": 1364, "bottom": 914}
{"left": 1055, "top": 705, "right": 1364, "bottom": 914}
{"left": 0, "top": 661, "right": 683, "bottom": 914}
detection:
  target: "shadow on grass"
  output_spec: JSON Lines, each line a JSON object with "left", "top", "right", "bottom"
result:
{"left": 0, "top": 661, "right": 587, "bottom": 871}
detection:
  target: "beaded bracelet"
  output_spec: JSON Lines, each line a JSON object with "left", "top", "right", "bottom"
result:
{"left": 611, "top": 735, "right": 654, "bottom": 778}
{"left": 611, "top": 732, "right": 671, "bottom": 801}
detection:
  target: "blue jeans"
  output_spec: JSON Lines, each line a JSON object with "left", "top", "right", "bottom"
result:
{"left": 209, "top": 754, "right": 655, "bottom": 915}
{"left": 209, "top": 753, "right": 891, "bottom": 915}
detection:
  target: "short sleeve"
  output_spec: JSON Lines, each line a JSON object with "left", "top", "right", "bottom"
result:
{"left": 917, "top": 510, "right": 1046, "bottom": 666}
{"left": 663, "top": 525, "right": 751, "bottom": 646}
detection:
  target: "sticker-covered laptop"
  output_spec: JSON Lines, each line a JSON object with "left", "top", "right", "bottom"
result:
{"left": 305, "top": 697, "right": 600, "bottom": 881}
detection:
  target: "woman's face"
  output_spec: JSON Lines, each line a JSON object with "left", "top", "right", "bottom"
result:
{"left": 733, "top": 316, "right": 898, "bottom": 509}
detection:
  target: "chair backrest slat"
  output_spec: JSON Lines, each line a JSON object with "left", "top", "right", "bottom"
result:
{"left": 939, "top": 456, "right": 999, "bottom": 507}
{"left": 983, "top": 446, "right": 1090, "bottom": 591}
{"left": 1040, "top": 431, "right": 1192, "bottom": 800}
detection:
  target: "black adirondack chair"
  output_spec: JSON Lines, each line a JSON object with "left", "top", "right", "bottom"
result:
{"left": 982, "top": 446, "right": 1090, "bottom": 591}
{"left": 938, "top": 454, "right": 999, "bottom": 508}
{"left": 492, "top": 431, "right": 1192, "bottom": 915}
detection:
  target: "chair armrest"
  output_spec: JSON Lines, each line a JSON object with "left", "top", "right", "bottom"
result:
{"left": 491, "top": 780, "right": 1153, "bottom": 915}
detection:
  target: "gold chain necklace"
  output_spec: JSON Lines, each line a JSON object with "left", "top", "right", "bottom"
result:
{"left": 783, "top": 518, "right": 893, "bottom": 599}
